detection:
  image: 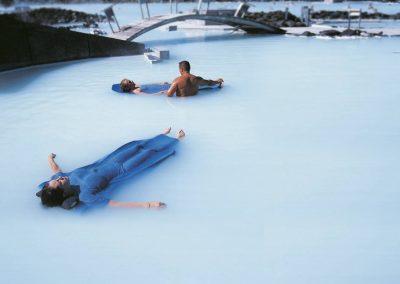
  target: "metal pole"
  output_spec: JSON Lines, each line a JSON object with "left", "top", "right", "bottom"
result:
{"left": 197, "top": 0, "right": 203, "bottom": 13}
{"left": 175, "top": 0, "right": 178, "bottom": 14}
{"left": 358, "top": 9, "right": 361, "bottom": 29}
{"left": 170, "top": 0, "right": 173, "bottom": 14}
{"left": 107, "top": 18, "right": 114, "bottom": 33}
{"left": 114, "top": 15, "right": 121, "bottom": 31}
{"left": 206, "top": 0, "right": 210, "bottom": 13}
{"left": 348, "top": 15, "right": 351, "bottom": 29}
{"left": 138, "top": 0, "right": 144, "bottom": 19}
{"left": 145, "top": 0, "right": 150, "bottom": 19}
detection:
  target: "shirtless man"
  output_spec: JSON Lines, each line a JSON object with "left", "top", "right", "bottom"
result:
{"left": 166, "top": 61, "right": 224, "bottom": 97}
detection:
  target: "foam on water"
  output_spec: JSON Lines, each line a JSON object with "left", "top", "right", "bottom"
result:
{"left": 1, "top": 3, "right": 400, "bottom": 283}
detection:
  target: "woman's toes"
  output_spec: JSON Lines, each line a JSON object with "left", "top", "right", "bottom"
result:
{"left": 178, "top": 129, "right": 186, "bottom": 139}
{"left": 164, "top": 127, "right": 172, "bottom": 134}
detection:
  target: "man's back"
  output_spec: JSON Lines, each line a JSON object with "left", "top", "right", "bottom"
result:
{"left": 173, "top": 73, "right": 200, "bottom": 97}
{"left": 165, "top": 60, "right": 223, "bottom": 97}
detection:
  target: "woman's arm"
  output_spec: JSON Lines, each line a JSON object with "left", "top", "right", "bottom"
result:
{"left": 132, "top": 88, "right": 142, "bottom": 94}
{"left": 108, "top": 200, "right": 166, "bottom": 208}
{"left": 48, "top": 153, "right": 61, "bottom": 173}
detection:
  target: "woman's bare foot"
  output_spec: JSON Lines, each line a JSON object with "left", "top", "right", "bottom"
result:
{"left": 176, "top": 129, "right": 185, "bottom": 139}
{"left": 164, "top": 127, "right": 171, "bottom": 135}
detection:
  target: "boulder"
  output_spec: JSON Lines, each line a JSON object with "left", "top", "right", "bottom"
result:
{"left": 301, "top": 31, "right": 316, "bottom": 37}
{"left": 319, "top": 29, "right": 341, "bottom": 37}
{"left": 244, "top": 11, "right": 304, "bottom": 28}
{"left": 341, "top": 29, "right": 361, "bottom": 36}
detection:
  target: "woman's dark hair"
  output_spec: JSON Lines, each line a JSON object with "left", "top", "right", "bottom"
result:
{"left": 120, "top": 79, "right": 135, "bottom": 93}
{"left": 40, "top": 186, "right": 64, "bottom": 207}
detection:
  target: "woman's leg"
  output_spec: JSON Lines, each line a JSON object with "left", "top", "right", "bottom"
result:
{"left": 101, "top": 140, "right": 144, "bottom": 164}
{"left": 107, "top": 128, "right": 173, "bottom": 164}
{"left": 121, "top": 148, "right": 175, "bottom": 174}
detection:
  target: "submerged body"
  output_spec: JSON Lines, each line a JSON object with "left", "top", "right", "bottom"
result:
{"left": 166, "top": 61, "right": 224, "bottom": 97}
{"left": 37, "top": 133, "right": 180, "bottom": 209}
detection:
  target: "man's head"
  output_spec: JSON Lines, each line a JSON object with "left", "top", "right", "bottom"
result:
{"left": 120, "top": 79, "right": 136, "bottom": 93}
{"left": 179, "top": 61, "right": 191, "bottom": 75}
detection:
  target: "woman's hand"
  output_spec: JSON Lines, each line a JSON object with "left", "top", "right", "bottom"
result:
{"left": 48, "top": 153, "right": 61, "bottom": 173}
{"left": 109, "top": 200, "right": 166, "bottom": 208}
{"left": 147, "top": 201, "right": 166, "bottom": 208}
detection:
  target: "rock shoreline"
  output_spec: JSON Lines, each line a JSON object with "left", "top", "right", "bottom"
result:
{"left": 245, "top": 11, "right": 305, "bottom": 28}
{"left": 298, "top": 29, "right": 385, "bottom": 37}
{"left": 311, "top": 10, "right": 400, "bottom": 20}
{"left": 8, "top": 8, "right": 106, "bottom": 28}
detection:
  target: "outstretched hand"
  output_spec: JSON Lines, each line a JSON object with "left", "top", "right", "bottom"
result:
{"left": 148, "top": 201, "right": 166, "bottom": 208}
{"left": 216, "top": 78, "right": 224, "bottom": 87}
{"left": 48, "top": 153, "right": 56, "bottom": 159}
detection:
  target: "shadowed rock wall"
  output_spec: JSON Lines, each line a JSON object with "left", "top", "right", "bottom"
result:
{"left": 0, "top": 15, "right": 144, "bottom": 72}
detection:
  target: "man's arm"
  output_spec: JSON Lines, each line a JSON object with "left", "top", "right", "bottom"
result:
{"left": 196, "top": 77, "right": 224, "bottom": 87}
{"left": 108, "top": 200, "right": 166, "bottom": 208}
{"left": 48, "top": 153, "right": 61, "bottom": 173}
{"left": 166, "top": 82, "right": 178, "bottom": 97}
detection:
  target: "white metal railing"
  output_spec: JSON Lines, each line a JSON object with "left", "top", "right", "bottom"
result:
{"left": 348, "top": 9, "right": 362, "bottom": 29}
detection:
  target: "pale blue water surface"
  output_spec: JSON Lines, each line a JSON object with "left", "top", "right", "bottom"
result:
{"left": 1, "top": 2, "right": 400, "bottom": 284}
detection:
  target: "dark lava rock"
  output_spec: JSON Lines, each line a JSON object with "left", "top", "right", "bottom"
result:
{"left": 301, "top": 31, "right": 316, "bottom": 37}
{"left": 341, "top": 29, "right": 362, "bottom": 36}
{"left": 366, "top": 31, "right": 384, "bottom": 37}
{"left": 319, "top": 29, "right": 342, "bottom": 37}
{"left": 311, "top": 10, "right": 400, "bottom": 20}
{"left": 9, "top": 8, "right": 106, "bottom": 26}
{"left": 244, "top": 11, "right": 305, "bottom": 28}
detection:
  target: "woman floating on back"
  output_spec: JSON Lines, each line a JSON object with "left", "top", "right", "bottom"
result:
{"left": 36, "top": 128, "right": 185, "bottom": 210}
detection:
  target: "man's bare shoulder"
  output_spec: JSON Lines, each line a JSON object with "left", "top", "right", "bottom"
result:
{"left": 188, "top": 74, "right": 203, "bottom": 81}
{"left": 173, "top": 76, "right": 183, "bottom": 83}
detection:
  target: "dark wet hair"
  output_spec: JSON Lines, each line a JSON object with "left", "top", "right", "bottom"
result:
{"left": 40, "top": 186, "right": 65, "bottom": 207}
{"left": 120, "top": 79, "right": 135, "bottom": 93}
{"left": 179, "top": 61, "right": 191, "bottom": 72}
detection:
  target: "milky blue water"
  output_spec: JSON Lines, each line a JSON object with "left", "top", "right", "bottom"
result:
{"left": 1, "top": 2, "right": 400, "bottom": 284}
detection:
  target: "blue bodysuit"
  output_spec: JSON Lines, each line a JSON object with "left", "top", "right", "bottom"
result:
{"left": 38, "top": 134, "right": 179, "bottom": 209}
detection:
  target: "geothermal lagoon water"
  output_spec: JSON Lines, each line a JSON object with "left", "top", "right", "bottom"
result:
{"left": 1, "top": 2, "right": 400, "bottom": 284}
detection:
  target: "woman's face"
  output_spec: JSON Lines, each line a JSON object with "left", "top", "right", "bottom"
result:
{"left": 47, "top": 176, "right": 70, "bottom": 189}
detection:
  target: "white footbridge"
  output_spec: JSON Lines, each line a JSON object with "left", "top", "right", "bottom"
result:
{"left": 105, "top": 1, "right": 285, "bottom": 42}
